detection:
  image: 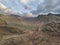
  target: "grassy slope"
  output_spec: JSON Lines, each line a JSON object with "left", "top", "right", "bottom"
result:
{"left": 0, "top": 14, "right": 60, "bottom": 45}
{"left": 0, "top": 14, "right": 36, "bottom": 42}
{"left": 0, "top": 22, "right": 60, "bottom": 45}
{"left": 0, "top": 14, "right": 36, "bottom": 35}
{"left": 0, "top": 14, "right": 36, "bottom": 30}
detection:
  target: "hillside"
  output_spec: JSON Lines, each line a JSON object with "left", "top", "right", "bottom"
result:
{"left": 0, "top": 14, "right": 60, "bottom": 45}
{"left": 0, "top": 22, "right": 60, "bottom": 45}
{"left": 35, "top": 13, "right": 60, "bottom": 23}
{"left": 0, "top": 14, "right": 36, "bottom": 35}
{"left": 23, "top": 13, "right": 60, "bottom": 25}
{"left": 0, "top": 14, "right": 24, "bottom": 35}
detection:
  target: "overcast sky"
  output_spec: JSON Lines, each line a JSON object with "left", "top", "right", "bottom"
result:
{"left": 0, "top": 0, "right": 60, "bottom": 16}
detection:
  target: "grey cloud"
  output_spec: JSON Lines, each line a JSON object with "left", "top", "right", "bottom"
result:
{"left": 31, "top": 0, "right": 60, "bottom": 15}
{"left": 22, "top": 5, "right": 32, "bottom": 10}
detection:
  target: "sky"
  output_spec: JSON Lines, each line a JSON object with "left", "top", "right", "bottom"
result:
{"left": 0, "top": 0, "right": 60, "bottom": 16}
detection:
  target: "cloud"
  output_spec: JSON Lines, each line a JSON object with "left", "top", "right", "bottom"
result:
{"left": 20, "top": 0, "right": 45, "bottom": 9}
{"left": 44, "top": 0, "right": 60, "bottom": 13}
{"left": 20, "top": 0, "right": 29, "bottom": 4}
{"left": 22, "top": 5, "right": 32, "bottom": 10}
{"left": 0, "top": 0, "right": 12, "bottom": 2}
{"left": 20, "top": 0, "right": 35, "bottom": 4}
{"left": 26, "top": 13, "right": 34, "bottom": 17}
{"left": 20, "top": 0, "right": 36, "bottom": 10}
{"left": 5, "top": 0, "right": 12, "bottom": 2}
{"left": 0, "top": 2, "right": 7, "bottom": 9}
{"left": 22, "top": 12, "right": 35, "bottom": 17}
{"left": 0, "top": 2, "right": 15, "bottom": 14}
{"left": 20, "top": 0, "right": 45, "bottom": 4}
{"left": 38, "top": 0, "right": 45, "bottom": 4}
{"left": 1, "top": 0, "right": 60, "bottom": 16}
{"left": 31, "top": 0, "right": 60, "bottom": 15}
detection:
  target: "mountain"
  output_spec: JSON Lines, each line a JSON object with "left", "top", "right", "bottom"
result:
{"left": 0, "top": 13, "right": 60, "bottom": 45}
{"left": 0, "top": 14, "right": 36, "bottom": 35}
{"left": 0, "top": 22, "right": 60, "bottom": 45}
{"left": 0, "top": 14, "right": 23, "bottom": 35}
{"left": 34, "top": 13, "right": 60, "bottom": 24}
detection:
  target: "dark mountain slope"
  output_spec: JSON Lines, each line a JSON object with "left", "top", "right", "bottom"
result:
{"left": 35, "top": 14, "right": 60, "bottom": 24}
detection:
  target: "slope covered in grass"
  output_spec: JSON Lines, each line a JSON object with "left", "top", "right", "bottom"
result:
{"left": 0, "top": 22, "right": 60, "bottom": 45}
{"left": 0, "top": 14, "right": 36, "bottom": 30}
{"left": 0, "top": 14, "right": 60, "bottom": 45}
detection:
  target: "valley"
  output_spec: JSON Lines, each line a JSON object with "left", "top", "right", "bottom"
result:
{"left": 0, "top": 13, "right": 60, "bottom": 45}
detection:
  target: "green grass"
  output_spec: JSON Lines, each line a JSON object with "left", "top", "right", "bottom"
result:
{"left": 8, "top": 23, "right": 36, "bottom": 30}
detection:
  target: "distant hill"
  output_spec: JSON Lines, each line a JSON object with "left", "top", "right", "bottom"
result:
{"left": 35, "top": 13, "right": 60, "bottom": 23}
{"left": 48, "top": 13, "right": 60, "bottom": 16}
